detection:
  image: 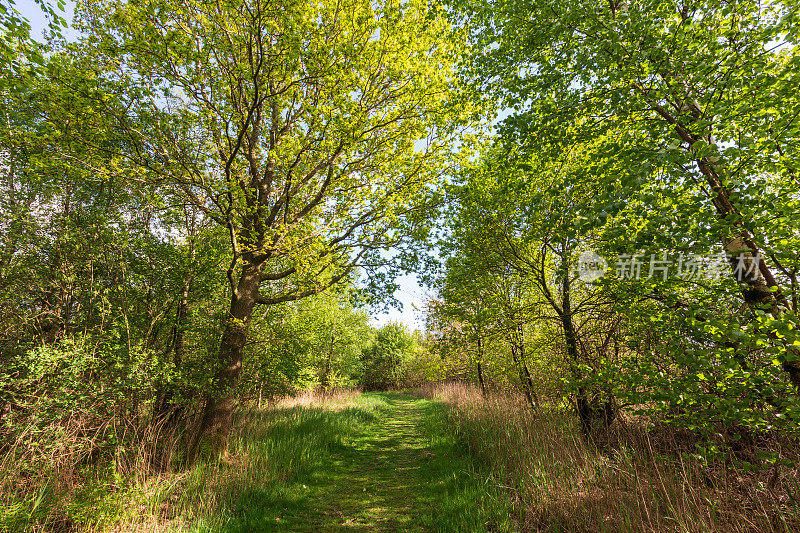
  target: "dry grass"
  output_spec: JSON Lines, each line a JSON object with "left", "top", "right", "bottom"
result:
{"left": 6, "top": 386, "right": 799, "bottom": 532}
{"left": 417, "top": 382, "right": 800, "bottom": 532}
{"left": 271, "top": 387, "right": 361, "bottom": 411}
{"left": 0, "top": 389, "right": 368, "bottom": 532}
{"left": 0, "top": 406, "right": 189, "bottom": 533}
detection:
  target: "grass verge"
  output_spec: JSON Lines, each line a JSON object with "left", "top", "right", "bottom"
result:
{"left": 2, "top": 390, "right": 513, "bottom": 532}
{"left": 419, "top": 382, "right": 800, "bottom": 533}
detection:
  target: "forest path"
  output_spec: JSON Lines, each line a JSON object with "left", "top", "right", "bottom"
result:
{"left": 199, "top": 392, "right": 511, "bottom": 532}
{"left": 301, "top": 393, "right": 441, "bottom": 531}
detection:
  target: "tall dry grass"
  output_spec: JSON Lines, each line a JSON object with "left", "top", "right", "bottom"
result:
{"left": 0, "top": 389, "right": 367, "bottom": 532}
{"left": 417, "top": 382, "right": 800, "bottom": 532}
{"left": 271, "top": 387, "right": 361, "bottom": 410}
{"left": 0, "top": 406, "right": 189, "bottom": 532}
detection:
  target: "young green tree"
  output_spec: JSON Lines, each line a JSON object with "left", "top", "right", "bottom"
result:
{"left": 243, "top": 282, "right": 373, "bottom": 399}
{"left": 361, "top": 322, "right": 416, "bottom": 390}
{"left": 455, "top": 0, "right": 800, "bottom": 388}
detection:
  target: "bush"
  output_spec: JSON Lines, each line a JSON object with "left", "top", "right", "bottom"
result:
{"left": 0, "top": 334, "right": 180, "bottom": 530}
{"left": 360, "top": 323, "right": 417, "bottom": 390}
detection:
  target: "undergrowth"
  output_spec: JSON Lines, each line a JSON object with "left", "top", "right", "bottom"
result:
{"left": 419, "top": 382, "right": 800, "bottom": 532}
{"left": 1, "top": 389, "right": 511, "bottom": 532}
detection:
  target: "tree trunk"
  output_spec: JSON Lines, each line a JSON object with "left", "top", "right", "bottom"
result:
{"left": 321, "top": 328, "right": 335, "bottom": 391}
{"left": 705, "top": 163, "right": 800, "bottom": 389}
{"left": 154, "top": 274, "right": 190, "bottom": 427}
{"left": 516, "top": 325, "right": 539, "bottom": 407}
{"left": 155, "top": 207, "right": 196, "bottom": 427}
{"left": 721, "top": 239, "right": 800, "bottom": 389}
{"left": 561, "top": 272, "right": 615, "bottom": 436}
{"left": 476, "top": 337, "right": 487, "bottom": 397}
{"left": 510, "top": 337, "right": 536, "bottom": 408}
{"left": 189, "top": 262, "right": 261, "bottom": 459}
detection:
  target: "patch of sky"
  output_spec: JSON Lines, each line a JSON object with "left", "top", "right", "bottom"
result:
{"left": 17, "top": 0, "right": 78, "bottom": 43}
{"left": 367, "top": 249, "right": 430, "bottom": 331}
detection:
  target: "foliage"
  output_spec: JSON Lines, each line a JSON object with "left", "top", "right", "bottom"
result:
{"left": 243, "top": 285, "right": 374, "bottom": 398}
{"left": 72, "top": 0, "right": 464, "bottom": 304}
{"left": 0, "top": 0, "right": 65, "bottom": 80}
{"left": 4, "top": 0, "right": 800, "bottom": 528}
{"left": 361, "top": 323, "right": 421, "bottom": 390}
{"left": 425, "top": 0, "right": 800, "bottom": 441}
{"left": 421, "top": 382, "right": 800, "bottom": 532}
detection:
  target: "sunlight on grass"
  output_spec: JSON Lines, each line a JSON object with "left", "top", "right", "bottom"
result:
{"left": 81, "top": 391, "right": 512, "bottom": 532}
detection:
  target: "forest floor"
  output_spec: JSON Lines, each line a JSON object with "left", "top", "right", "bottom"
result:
{"left": 179, "top": 392, "right": 511, "bottom": 532}
{"left": 6, "top": 387, "right": 797, "bottom": 532}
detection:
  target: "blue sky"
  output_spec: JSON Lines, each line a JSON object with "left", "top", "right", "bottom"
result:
{"left": 16, "top": 0, "right": 75, "bottom": 41}
{"left": 370, "top": 272, "right": 429, "bottom": 332}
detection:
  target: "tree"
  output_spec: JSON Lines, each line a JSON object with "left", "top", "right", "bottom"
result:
{"left": 433, "top": 255, "right": 498, "bottom": 397}
{"left": 361, "top": 322, "right": 416, "bottom": 390}
{"left": 0, "top": 51, "right": 234, "bottom": 452}
{"left": 437, "top": 136, "right": 623, "bottom": 430}
{"left": 454, "top": 0, "right": 800, "bottom": 389}
{"left": 0, "top": 0, "right": 65, "bottom": 81}
{"left": 243, "top": 282, "right": 373, "bottom": 400}
{"left": 68, "top": 0, "right": 463, "bottom": 452}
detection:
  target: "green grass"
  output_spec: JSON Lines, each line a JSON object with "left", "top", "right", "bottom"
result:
{"left": 183, "top": 392, "right": 512, "bottom": 532}
{"left": 0, "top": 391, "right": 513, "bottom": 531}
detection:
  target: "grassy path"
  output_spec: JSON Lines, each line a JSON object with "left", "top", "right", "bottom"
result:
{"left": 196, "top": 392, "right": 511, "bottom": 532}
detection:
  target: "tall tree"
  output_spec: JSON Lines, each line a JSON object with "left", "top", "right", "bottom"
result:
{"left": 441, "top": 139, "right": 621, "bottom": 429}
{"left": 454, "top": 0, "right": 800, "bottom": 388}
{"left": 70, "top": 0, "right": 462, "bottom": 451}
